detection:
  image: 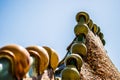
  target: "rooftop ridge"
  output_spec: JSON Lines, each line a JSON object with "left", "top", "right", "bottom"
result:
{"left": 0, "top": 11, "right": 120, "bottom": 80}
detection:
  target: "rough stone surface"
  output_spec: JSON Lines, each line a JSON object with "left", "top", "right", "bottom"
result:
{"left": 80, "top": 29, "right": 120, "bottom": 80}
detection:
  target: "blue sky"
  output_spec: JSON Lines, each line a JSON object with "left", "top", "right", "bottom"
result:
{"left": 0, "top": 0, "right": 120, "bottom": 71}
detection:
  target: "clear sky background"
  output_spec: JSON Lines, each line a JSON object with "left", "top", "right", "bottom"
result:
{"left": 0, "top": 0, "right": 120, "bottom": 71}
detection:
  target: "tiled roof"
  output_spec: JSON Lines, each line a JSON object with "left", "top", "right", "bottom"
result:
{"left": 0, "top": 11, "right": 120, "bottom": 80}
